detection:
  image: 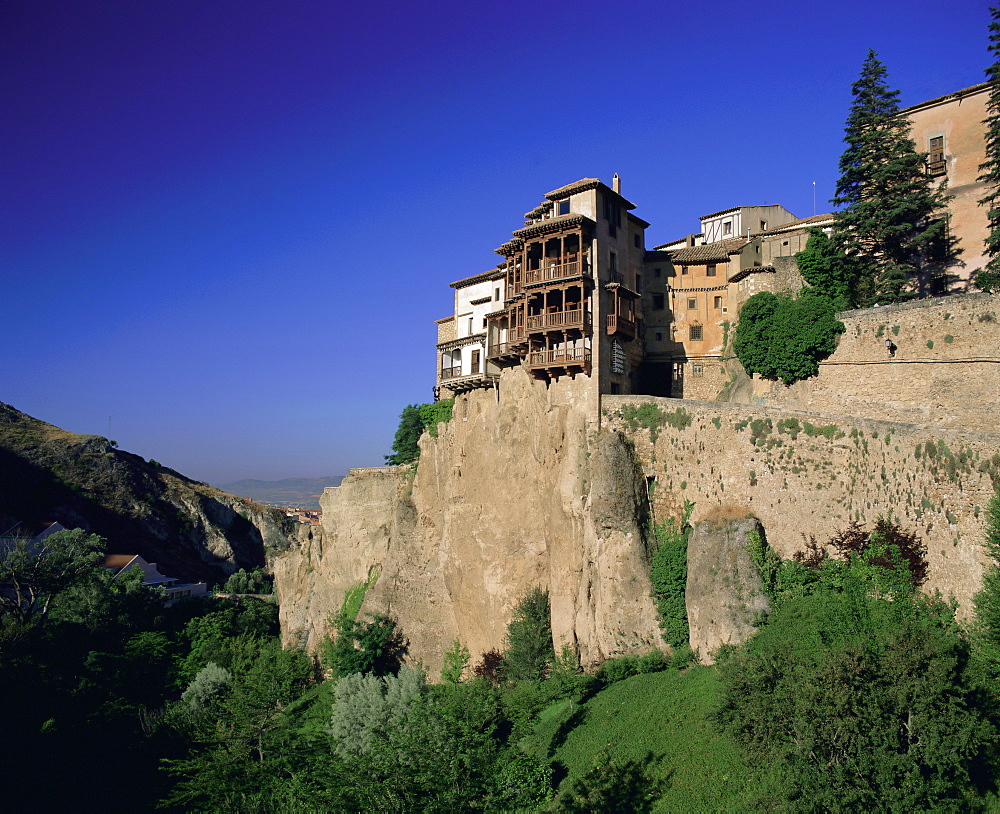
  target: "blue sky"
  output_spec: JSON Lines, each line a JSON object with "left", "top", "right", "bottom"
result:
{"left": 2, "top": 0, "right": 990, "bottom": 484}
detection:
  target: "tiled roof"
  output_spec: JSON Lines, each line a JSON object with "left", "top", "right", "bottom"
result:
{"left": 729, "top": 264, "right": 776, "bottom": 283}
{"left": 495, "top": 237, "right": 524, "bottom": 256}
{"left": 759, "top": 213, "right": 833, "bottom": 235}
{"left": 450, "top": 267, "right": 506, "bottom": 289}
{"left": 699, "top": 206, "right": 743, "bottom": 220}
{"left": 667, "top": 237, "right": 751, "bottom": 264}
{"left": 512, "top": 212, "right": 594, "bottom": 240}
{"left": 543, "top": 178, "right": 636, "bottom": 209}
{"left": 900, "top": 81, "right": 990, "bottom": 115}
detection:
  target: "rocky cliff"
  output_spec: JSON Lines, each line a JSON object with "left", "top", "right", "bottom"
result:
{"left": 0, "top": 402, "right": 300, "bottom": 583}
{"left": 274, "top": 368, "right": 663, "bottom": 675}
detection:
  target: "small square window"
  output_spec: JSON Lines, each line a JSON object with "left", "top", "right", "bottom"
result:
{"left": 689, "top": 325, "right": 703, "bottom": 341}
{"left": 722, "top": 221, "right": 732, "bottom": 235}
{"left": 655, "top": 331, "right": 663, "bottom": 341}
{"left": 706, "top": 264, "right": 716, "bottom": 277}
{"left": 681, "top": 266, "right": 689, "bottom": 275}
{"left": 692, "top": 363, "right": 704, "bottom": 377}
{"left": 687, "top": 297, "right": 697, "bottom": 309}
{"left": 714, "top": 296, "right": 723, "bottom": 309}
{"left": 558, "top": 200, "right": 570, "bottom": 215}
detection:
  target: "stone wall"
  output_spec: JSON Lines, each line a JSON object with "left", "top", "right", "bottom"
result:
{"left": 739, "top": 293, "right": 1000, "bottom": 433}
{"left": 603, "top": 395, "right": 1000, "bottom": 614}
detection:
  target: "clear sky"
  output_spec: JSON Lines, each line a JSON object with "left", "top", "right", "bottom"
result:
{"left": 2, "top": 0, "right": 990, "bottom": 485}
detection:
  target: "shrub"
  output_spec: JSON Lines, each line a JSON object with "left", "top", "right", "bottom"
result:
{"left": 649, "top": 505, "right": 693, "bottom": 648}
{"left": 502, "top": 588, "right": 554, "bottom": 682}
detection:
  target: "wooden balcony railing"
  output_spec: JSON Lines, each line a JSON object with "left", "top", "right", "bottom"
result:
{"left": 523, "top": 260, "right": 588, "bottom": 285}
{"left": 440, "top": 368, "right": 461, "bottom": 379}
{"left": 526, "top": 308, "right": 590, "bottom": 331}
{"left": 606, "top": 314, "right": 636, "bottom": 337}
{"left": 527, "top": 347, "right": 592, "bottom": 366}
{"left": 487, "top": 343, "right": 513, "bottom": 358}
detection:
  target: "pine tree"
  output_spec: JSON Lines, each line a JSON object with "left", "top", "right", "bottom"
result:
{"left": 832, "top": 50, "right": 956, "bottom": 304}
{"left": 977, "top": 7, "right": 1000, "bottom": 294}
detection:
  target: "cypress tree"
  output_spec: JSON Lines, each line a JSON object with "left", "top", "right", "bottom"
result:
{"left": 384, "top": 404, "right": 424, "bottom": 465}
{"left": 832, "top": 50, "right": 956, "bottom": 304}
{"left": 977, "top": 7, "right": 1000, "bottom": 294}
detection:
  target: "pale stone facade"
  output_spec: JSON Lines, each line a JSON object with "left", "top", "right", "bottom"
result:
{"left": 903, "top": 82, "right": 990, "bottom": 287}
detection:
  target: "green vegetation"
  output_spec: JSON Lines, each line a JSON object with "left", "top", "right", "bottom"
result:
{"left": 832, "top": 50, "right": 956, "bottom": 303}
{"left": 385, "top": 399, "right": 455, "bottom": 464}
{"left": 733, "top": 289, "right": 845, "bottom": 385}
{"left": 649, "top": 505, "right": 693, "bottom": 648}
{"left": 220, "top": 566, "right": 271, "bottom": 595}
{"left": 978, "top": 7, "right": 1000, "bottom": 294}
{"left": 794, "top": 227, "right": 857, "bottom": 309}
{"left": 502, "top": 587, "right": 555, "bottom": 682}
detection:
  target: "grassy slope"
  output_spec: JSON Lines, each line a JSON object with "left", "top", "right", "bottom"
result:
{"left": 531, "top": 667, "right": 780, "bottom": 812}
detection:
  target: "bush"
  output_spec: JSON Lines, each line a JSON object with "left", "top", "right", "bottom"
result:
{"left": 502, "top": 588, "right": 554, "bottom": 682}
{"left": 649, "top": 509, "right": 692, "bottom": 648}
{"left": 734, "top": 290, "right": 845, "bottom": 385}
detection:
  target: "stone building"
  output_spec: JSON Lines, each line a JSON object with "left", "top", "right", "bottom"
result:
{"left": 435, "top": 176, "right": 668, "bottom": 410}
{"left": 902, "top": 82, "right": 990, "bottom": 289}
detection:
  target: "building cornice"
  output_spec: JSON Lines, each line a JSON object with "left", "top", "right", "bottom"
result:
{"left": 900, "top": 81, "right": 991, "bottom": 115}
{"left": 436, "top": 333, "right": 486, "bottom": 351}
{"left": 451, "top": 268, "right": 506, "bottom": 289}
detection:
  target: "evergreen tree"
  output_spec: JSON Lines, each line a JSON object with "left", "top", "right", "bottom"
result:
{"left": 832, "top": 50, "right": 956, "bottom": 304}
{"left": 502, "top": 587, "right": 553, "bottom": 682}
{"left": 384, "top": 404, "right": 424, "bottom": 465}
{"left": 978, "top": 7, "right": 1000, "bottom": 294}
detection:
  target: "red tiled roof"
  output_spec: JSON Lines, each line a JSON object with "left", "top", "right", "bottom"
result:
{"left": 666, "top": 237, "right": 751, "bottom": 264}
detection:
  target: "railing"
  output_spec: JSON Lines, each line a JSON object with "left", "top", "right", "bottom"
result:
{"left": 487, "top": 343, "right": 511, "bottom": 358}
{"left": 606, "top": 314, "right": 636, "bottom": 336}
{"left": 527, "top": 347, "right": 592, "bottom": 366}
{"left": 440, "top": 368, "right": 461, "bottom": 379}
{"left": 526, "top": 308, "right": 590, "bottom": 331}
{"left": 523, "top": 260, "right": 588, "bottom": 285}
{"left": 607, "top": 271, "right": 625, "bottom": 285}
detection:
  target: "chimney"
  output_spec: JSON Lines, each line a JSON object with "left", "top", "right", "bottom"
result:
{"left": 612, "top": 173, "right": 621, "bottom": 194}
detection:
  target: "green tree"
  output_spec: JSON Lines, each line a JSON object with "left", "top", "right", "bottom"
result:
{"left": 0, "top": 528, "right": 106, "bottom": 633}
{"left": 323, "top": 612, "right": 408, "bottom": 679}
{"left": 794, "top": 227, "right": 859, "bottom": 309}
{"left": 832, "top": 50, "right": 956, "bottom": 304}
{"left": 733, "top": 290, "right": 845, "bottom": 385}
{"left": 384, "top": 404, "right": 424, "bottom": 465}
{"left": 503, "top": 587, "right": 554, "bottom": 682}
{"left": 973, "top": 488, "right": 1000, "bottom": 679}
{"left": 441, "top": 639, "right": 470, "bottom": 683}
{"left": 978, "top": 7, "right": 1000, "bottom": 294}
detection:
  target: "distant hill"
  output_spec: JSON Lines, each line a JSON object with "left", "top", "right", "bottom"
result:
{"left": 217, "top": 477, "right": 344, "bottom": 508}
{"left": 0, "top": 402, "right": 296, "bottom": 583}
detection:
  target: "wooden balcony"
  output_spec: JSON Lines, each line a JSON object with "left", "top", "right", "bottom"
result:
{"left": 440, "top": 367, "right": 462, "bottom": 380}
{"left": 527, "top": 347, "right": 592, "bottom": 367}
{"left": 606, "top": 313, "right": 636, "bottom": 339}
{"left": 523, "top": 259, "right": 589, "bottom": 286}
{"left": 526, "top": 308, "right": 590, "bottom": 332}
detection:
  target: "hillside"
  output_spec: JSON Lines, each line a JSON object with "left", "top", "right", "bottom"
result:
{"left": 218, "top": 476, "right": 344, "bottom": 508}
{"left": 0, "top": 402, "right": 299, "bottom": 583}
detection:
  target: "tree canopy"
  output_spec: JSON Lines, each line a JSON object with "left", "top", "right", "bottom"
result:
{"left": 832, "top": 50, "right": 956, "bottom": 303}
{"left": 978, "top": 7, "right": 1000, "bottom": 294}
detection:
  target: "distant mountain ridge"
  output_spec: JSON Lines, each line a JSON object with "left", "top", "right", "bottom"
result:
{"left": 217, "top": 477, "right": 344, "bottom": 509}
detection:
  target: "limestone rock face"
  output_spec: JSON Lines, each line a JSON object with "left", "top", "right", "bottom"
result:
{"left": 274, "top": 368, "right": 663, "bottom": 676}
{"left": 686, "top": 519, "right": 770, "bottom": 664}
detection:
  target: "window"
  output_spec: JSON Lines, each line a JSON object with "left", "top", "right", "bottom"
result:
{"left": 468, "top": 317, "right": 474, "bottom": 334}
{"left": 706, "top": 264, "right": 716, "bottom": 277}
{"left": 655, "top": 331, "right": 663, "bottom": 341}
{"left": 687, "top": 297, "right": 697, "bottom": 309}
{"left": 654, "top": 267, "right": 661, "bottom": 278}
{"left": 692, "top": 363, "right": 704, "bottom": 377}
{"left": 652, "top": 293, "right": 664, "bottom": 310}
{"left": 928, "top": 135, "right": 946, "bottom": 175}
{"left": 602, "top": 195, "right": 621, "bottom": 236}
{"left": 558, "top": 200, "right": 570, "bottom": 215}
{"left": 635, "top": 273, "right": 642, "bottom": 293}
{"left": 482, "top": 318, "right": 487, "bottom": 329}
{"left": 611, "top": 339, "right": 626, "bottom": 374}
{"left": 681, "top": 266, "right": 689, "bottom": 275}
{"left": 760, "top": 220, "right": 767, "bottom": 231}
{"left": 634, "top": 233, "right": 641, "bottom": 248}
{"left": 714, "top": 296, "right": 723, "bottom": 309}
{"left": 689, "top": 325, "right": 703, "bottom": 341}
{"left": 495, "top": 288, "right": 500, "bottom": 301}
{"left": 609, "top": 251, "right": 617, "bottom": 272}
{"left": 470, "top": 350, "right": 481, "bottom": 374}
{"left": 722, "top": 220, "right": 732, "bottom": 235}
